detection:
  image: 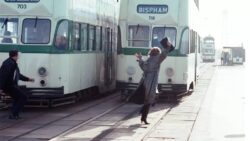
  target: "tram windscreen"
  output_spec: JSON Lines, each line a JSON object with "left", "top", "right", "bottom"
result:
{"left": 0, "top": 18, "right": 18, "bottom": 44}
{"left": 152, "top": 27, "right": 176, "bottom": 48}
{"left": 204, "top": 39, "right": 214, "bottom": 44}
{"left": 21, "top": 18, "right": 51, "bottom": 44}
{"left": 128, "top": 25, "right": 150, "bottom": 47}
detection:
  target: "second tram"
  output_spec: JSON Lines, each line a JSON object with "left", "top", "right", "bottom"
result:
{"left": 202, "top": 36, "right": 215, "bottom": 62}
{"left": 117, "top": 0, "right": 201, "bottom": 95}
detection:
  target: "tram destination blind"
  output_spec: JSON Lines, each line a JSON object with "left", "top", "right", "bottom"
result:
{"left": 137, "top": 5, "right": 168, "bottom": 14}
{"left": 5, "top": 0, "right": 40, "bottom": 3}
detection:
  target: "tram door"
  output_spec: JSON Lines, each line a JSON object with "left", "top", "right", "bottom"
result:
{"left": 104, "top": 28, "right": 114, "bottom": 86}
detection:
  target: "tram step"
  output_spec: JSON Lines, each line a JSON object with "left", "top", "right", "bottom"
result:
{"left": 158, "top": 91, "right": 189, "bottom": 102}
{"left": 25, "top": 95, "right": 76, "bottom": 108}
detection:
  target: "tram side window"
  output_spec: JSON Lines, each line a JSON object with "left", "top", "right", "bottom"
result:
{"left": 89, "top": 25, "right": 96, "bottom": 51}
{"left": 96, "top": 27, "right": 101, "bottom": 51}
{"left": 102, "top": 27, "right": 112, "bottom": 52}
{"left": 80, "top": 23, "right": 88, "bottom": 51}
{"left": 0, "top": 18, "right": 18, "bottom": 44}
{"left": 55, "top": 21, "right": 69, "bottom": 50}
{"left": 180, "top": 29, "right": 189, "bottom": 55}
{"left": 72, "top": 23, "right": 81, "bottom": 51}
{"left": 190, "top": 30, "right": 196, "bottom": 53}
{"left": 152, "top": 27, "right": 177, "bottom": 48}
{"left": 22, "top": 19, "right": 51, "bottom": 44}
{"left": 198, "top": 36, "right": 200, "bottom": 53}
{"left": 195, "top": 32, "right": 198, "bottom": 53}
{"left": 102, "top": 27, "right": 107, "bottom": 52}
{"left": 128, "top": 25, "right": 149, "bottom": 47}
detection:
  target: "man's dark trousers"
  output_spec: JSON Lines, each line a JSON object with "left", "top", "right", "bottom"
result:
{"left": 8, "top": 86, "right": 27, "bottom": 117}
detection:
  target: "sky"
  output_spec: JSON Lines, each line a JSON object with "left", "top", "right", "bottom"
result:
{"left": 200, "top": 0, "right": 250, "bottom": 48}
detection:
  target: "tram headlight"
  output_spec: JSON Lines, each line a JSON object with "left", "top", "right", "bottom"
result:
{"left": 165, "top": 67, "right": 174, "bottom": 77}
{"left": 126, "top": 66, "right": 136, "bottom": 76}
{"left": 40, "top": 80, "right": 46, "bottom": 87}
{"left": 38, "top": 67, "right": 48, "bottom": 77}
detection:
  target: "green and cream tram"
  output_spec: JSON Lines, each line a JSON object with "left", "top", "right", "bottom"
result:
{"left": 117, "top": 0, "right": 201, "bottom": 96}
{"left": 202, "top": 36, "right": 215, "bottom": 62}
{"left": 0, "top": 0, "right": 120, "bottom": 105}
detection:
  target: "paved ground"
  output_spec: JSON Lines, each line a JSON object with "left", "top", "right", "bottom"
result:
{"left": 1, "top": 63, "right": 246, "bottom": 141}
{"left": 48, "top": 63, "right": 215, "bottom": 141}
{"left": 189, "top": 65, "right": 246, "bottom": 141}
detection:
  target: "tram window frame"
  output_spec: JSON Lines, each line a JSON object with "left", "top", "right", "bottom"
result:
{"left": 72, "top": 22, "right": 81, "bottom": 51}
{"left": 100, "top": 27, "right": 103, "bottom": 51}
{"left": 54, "top": 20, "right": 69, "bottom": 50}
{"left": 110, "top": 28, "right": 113, "bottom": 51}
{"left": 190, "top": 30, "right": 195, "bottom": 53}
{"left": 107, "top": 28, "right": 113, "bottom": 52}
{"left": 152, "top": 27, "right": 177, "bottom": 48}
{"left": 179, "top": 28, "right": 190, "bottom": 55}
{"left": 127, "top": 25, "right": 150, "bottom": 47}
{"left": 195, "top": 32, "right": 197, "bottom": 52}
{"left": 88, "top": 25, "right": 96, "bottom": 51}
{"left": 117, "top": 25, "right": 122, "bottom": 54}
{"left": 80, "top": 23, "right": 88, "bottom": 51}
{"left": 198, "top": 36, "right": 201, "bottom": 53}
{"left": 96, "top": 26, "right": 102, "bottom": 51}
{"left": 0, "top": 18, "right": 19, "bottom": 44}
{"left": 21, "top": 18, "right": 51, "bottom": 44}
{"left": 102, "top": 27, "right": 108, "bottom": 52}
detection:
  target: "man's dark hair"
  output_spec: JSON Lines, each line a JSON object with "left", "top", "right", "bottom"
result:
{"left": 9, "top": 50, "right": 18, "bottom": 58}
{"left": 160, "top": 37, "right": 169, "bottom": 48}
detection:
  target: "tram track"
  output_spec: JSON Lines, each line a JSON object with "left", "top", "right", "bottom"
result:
{"left": 48, "top": 91, "right": 197, "bottom": 140}
{"left": 139, "top": 105, "right": 175, "bottom": 141}
{"left": 9, "top": 101, "right": 127, "bottom": 141}
{"left": 1, "top": 64, "right": 215, "bottom": 141}
{"left": 85, "top": 64, "right": 216, "bottom": 141}
{"left": 0, "top": 93, "right": 123, "bottom": 140}
{"left": 92, "top": 103, "right": 175, "bottom": 141}
{"left": 49, "top": 102, "right": 131, "bottom": 141}
{"left": 49, "top": 102, "right": 176, "bottom": 141}
{"left": 140, "top": 64, "right": 216, "bottom": 141}
{"left": 48, "top": 97, "right": 195, "bottom": 141}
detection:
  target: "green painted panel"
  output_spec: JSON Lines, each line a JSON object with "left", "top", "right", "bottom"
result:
{"left": 121, "top": 47, "right": 184, "bottom": 56}
{"left": 0, "top": 44, "right": 103, "bottom": 54}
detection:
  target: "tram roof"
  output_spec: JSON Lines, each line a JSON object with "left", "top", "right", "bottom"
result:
{"left": 0, "top": 0, "right": 120, "bottom": 23}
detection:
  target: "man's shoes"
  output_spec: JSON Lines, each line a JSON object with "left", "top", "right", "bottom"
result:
{"left": 8, "top": 114, "right": 21, "bottom": 120}
{"left": 9, "top": 115, "right": 17, "bottom": 120}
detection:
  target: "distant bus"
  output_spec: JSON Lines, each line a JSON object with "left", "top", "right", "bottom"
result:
{"left": 202, "top": 36, "right": 215, "bottom": 62}
{"left": 117, "top": 0, "right": 201, "bottom": 95}
{"left": 222, "top": 46, "right": 245, "bottom": 65}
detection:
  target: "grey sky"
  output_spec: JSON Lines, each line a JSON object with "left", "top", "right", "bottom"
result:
{"left": 200, "top": 0, "right": 249, "bottom": 47}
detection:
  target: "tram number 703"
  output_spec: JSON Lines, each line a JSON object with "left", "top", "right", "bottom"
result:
{"left": 17, "top": 4, "right": 27, "bottom": 9}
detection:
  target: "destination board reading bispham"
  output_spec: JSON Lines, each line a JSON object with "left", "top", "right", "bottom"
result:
{"left": 5, "top": 0, "right": 40, "bottom": 3}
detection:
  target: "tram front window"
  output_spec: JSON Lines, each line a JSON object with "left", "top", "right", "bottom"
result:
{"left": 152, "top": 27, "right": 177, "bottom": 48}
{"left": 128, "top": 25, "right": 150, "bottom": 47}
{"left": 204, "top": 39, "right": 214, "bottom": 44}
{"left": 55, "top": 20, "right": 69, "bottom": 50}
{"left": 0, "top": 18, "right": 18, "bottom": 44}
{"left": 21, "top": 18, "right": 51, "bottom": 44}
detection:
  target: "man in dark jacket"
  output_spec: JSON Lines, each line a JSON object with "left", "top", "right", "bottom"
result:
{"left": 0, "top": 50, "right": 34, "bottom": 119}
